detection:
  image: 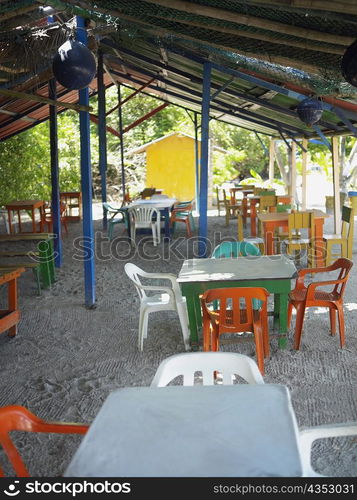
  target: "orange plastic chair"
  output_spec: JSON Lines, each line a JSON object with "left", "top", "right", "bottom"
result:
{"left": 200, "top": 287, "right": 270, "bottom": 375}
{"left": 288, "top": 257, "right": 353, "bottom": 350}
{"left": 42, "top": 201, "right": 68, "bottom": 235}
{"left": 0, "top": 405, "right": 89, "bottom": 477}
{"left": 170, "top": 201, "right": 194, "bottom": 237}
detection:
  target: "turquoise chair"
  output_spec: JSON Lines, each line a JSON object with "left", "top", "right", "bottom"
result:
{"left": 103, "top": 203, "right": 127, "bottom": 240}
{"left": 212, "top": 240, "right": 260, "bottom": 258}
{"left": 212, "top": 241, "right": 261, "bottom": 308}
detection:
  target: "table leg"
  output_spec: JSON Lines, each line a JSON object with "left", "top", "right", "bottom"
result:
{"left": 182, "top": 291, "right": 200, "bottom": 349}
{"left": 263, "top": 221, "right": 275, "bottom": 255}
{"left": 314, "top": 219, "right": 324, "bottom": 267}
{"left": 32, "top": 208, "right": 36, "bottom": 232}
{"left": 251, "top": 201, "right": 257, "bottom": 237}
{"left": 7, "top": 209, "right": 13, "bottom": 234}
{"left": 163, "top": 208, "right": 170, "bottom": 238}
{"left": 277, "top": 292, "right": 289, "bottom": 349}
{"left": 18, "top": 210, "right": 22, "bottom": 233}
{"left": 7, "top": 277, "right": 18, "bottom": 337}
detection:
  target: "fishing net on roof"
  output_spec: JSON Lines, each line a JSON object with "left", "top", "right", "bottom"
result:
{"left": 50, "top": 0, "right": 357, "bottom": 98}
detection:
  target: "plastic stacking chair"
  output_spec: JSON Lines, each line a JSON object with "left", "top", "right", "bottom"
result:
{"left": 102, "top": 202, "right": 127, "bottom": 240}
{"left": 0, "top": 405, "right": 89, "bottom": 477}
{"left": 150, "top": 352, "right": 265, "bottom": 386}
{"left": 124, "top": 263, "right": 190, "bottom": 351}
{"left": 200, "top": 287, "right": 270, "bottom": 375}
{"left": 323, "top": 206, "right": 354, "bottom": 265}
{"left": 288, "top": 257, "right": 353, "bottom": 350}
{"left": 170, "top": 201, "right": 194, "bottom": 237}
{"left": 299, "top": 421, "right": 357, "bottom": 477}
{"left": 212, "top": 240, "right": 260, "bottom": 258}
{"left": 128, "top": 205, "right": 161, "bottom": 246}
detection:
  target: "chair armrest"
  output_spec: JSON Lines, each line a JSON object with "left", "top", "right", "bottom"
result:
{"left": 299, "top": 422, "right": 357, "bottom": 476}
{"left": 305, "top": 278, "right": 346, "bottom": 300}
{"left": 140, "top": 285, "right": 175, "bottom": 297}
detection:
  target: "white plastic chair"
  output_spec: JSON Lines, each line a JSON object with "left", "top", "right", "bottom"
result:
{"left": 124, "top": 263, "right": 190, "bottom": 351}
{"left": 150, "top": 352, "right": 265, "bottom": 386}
{"left": 299, "top": 422, "right": 357, "bottom": 477}
{"left": 127, "top": 205, "right": 161, "bottom": 246}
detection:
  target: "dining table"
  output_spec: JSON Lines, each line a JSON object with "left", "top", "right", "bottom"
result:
{"left": 248, "top": 195, "right": 292, "bottom": 236}
{"left": 258, "top": 209, "right": 329, "bottom": 267}
{"left": 177, "top": 254, "right": 297, "bottom": 349}
{"left": 5, "top": 200, "right": 45, "bottom": 234}
{"left": 124, "top": 197, "right": 177, "bottom": 238}
{"left": 64, "top": 384, "right": 303, "bottom": 477}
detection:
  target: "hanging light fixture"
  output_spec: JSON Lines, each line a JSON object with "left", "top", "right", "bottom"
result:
{"left": 296, "top": 97, "right": 323, "bottom": 127}
{"left": 52, "top": 39, "right": 96, "bottom": 90}
{"left": 341, "top": 40, "right": 357, "bottom": 87}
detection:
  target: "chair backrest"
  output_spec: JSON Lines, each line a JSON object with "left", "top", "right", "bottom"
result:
{"left": 288, "top": 211, "right": 315, "bottom": 238}
{"left": 201, "top": 287, "right": 269, "bottom": 335}
{"left": 259, "top": 195, "right": 277, "bottom": 212}
{"left": 276, "top": 203, "right": 292, "bottom": 213}
{"left": 212, "top": 241, "right": 260, "bottom": 258}
{"left": 103, "top": 202, "right": 119, "bottom": 213}
{"left": 128, "top": 205, "right": 159, "bottom": 224}
{"left": 216, "top": 186, "right": 224, "bottom": 202}
{"left": 341, "top": 205, "right": 354, "bottom": 239}
{"left": 150, "top": 352, "right": 265, "bottom": 386}
{"left": 326, "top": 257, "right": 353, "bottom": 298}
{"left": 0, "top": 405, "right": 88, "bottom": 477}
{"left": 124, "top": 262, "right": 148, "bottom": 300}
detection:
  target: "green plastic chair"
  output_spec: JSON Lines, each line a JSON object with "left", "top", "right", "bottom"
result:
{"left": 103, "top": 203, "right": 127, "bottom": 240}
{"left": 276, "top": 204, "right": 292, "bottom": 213}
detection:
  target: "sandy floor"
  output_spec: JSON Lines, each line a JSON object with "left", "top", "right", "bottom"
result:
{"left": 0, "top": 202, "right": 356, "bottom": 477}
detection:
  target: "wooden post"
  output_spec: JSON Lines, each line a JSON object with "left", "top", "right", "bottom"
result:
{"left": 332, "top": 136, "right": 342, "bottom": 234}
{"left": 97, "top": 49, "right": 108, "bottom": 230}
{"left": 301, "top": 138, "right": 308, "bottom": 211}
{"left": 268, "top": 139, "right": 275, "bottom": 182}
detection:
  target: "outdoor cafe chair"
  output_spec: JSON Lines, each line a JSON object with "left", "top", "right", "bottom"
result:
{"left": 299, "top": 421, "right": 357, "bottom": 477}
{"left": 150, "top": 352, "right": 265, "bottom": 386}
{"left": 170, "top": 200, "right": 194, "bottom": 238}
{"left": 200, "top": 287, "right": 270, "bottom": 375}
{"left": 323, "top": 205, "right": 354, "bottom": 265}
{"left": 0, "top": 405, "right": 89, "bottom": 477}
{"left": 288, "top": 257, "right": 353, "bottom": 350}
{"left": 42, "top": 201, "right": 68, "bottom": 236}
{"left": 283, "top": 211, "right": 315, "bottom": 267}
{"left": 102, "top": 202, "right": 127, "bottom": 240}
{"left": 212, "top": 240, "right": 260, "bottom": 258}
{"left": 127, "top": 205, "right": 161, "bottom": 246}
{"left": 124, "top": 263, "right": 190, "bottom": 352}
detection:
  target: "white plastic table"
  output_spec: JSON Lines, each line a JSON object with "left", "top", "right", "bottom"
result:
{"left": 64, "top": 384, "right": 303, "bottom": 477}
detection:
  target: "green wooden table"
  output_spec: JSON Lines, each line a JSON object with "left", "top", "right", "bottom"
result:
{"left": 177, "top": 254, "right": 297, "bottom": 349}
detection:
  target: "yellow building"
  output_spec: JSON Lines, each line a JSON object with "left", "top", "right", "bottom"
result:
{"left": 129, "top": 132, "right": 200, "bottom": 202}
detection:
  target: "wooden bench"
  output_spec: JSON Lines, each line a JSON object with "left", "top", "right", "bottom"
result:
{"left": 0, "top": 233, "right": 55, "bottom": 294}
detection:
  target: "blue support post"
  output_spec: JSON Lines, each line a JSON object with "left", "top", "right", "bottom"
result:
{"left": 118, "top": 84, "right": 126, "bottom": 204}
{"left": 194, "top": 112, "right": 200, "bottom": 213}
{"left": 77, "top": 15, "right": 96, "bottom": 308}
{"left": 97, "top": 49, "right": 107, "bottom": 230}
{"left": 198, "top": 62, "right": 211, "bottom": 258}
{"left": 48, "top": 78, "right": 62, "bottom": 268}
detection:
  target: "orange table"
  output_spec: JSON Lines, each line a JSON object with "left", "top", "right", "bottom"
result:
{"left": 258, "top": 210, "right": 328, "bottom": 267}
{"left": 0, "top": 267, "right": 25, "bottom": 337}
{"left": 5, "top": 200, "right": 45, "bottom": 234}
{"left": 249, "top": 195, "right": 292, "bottom": 236}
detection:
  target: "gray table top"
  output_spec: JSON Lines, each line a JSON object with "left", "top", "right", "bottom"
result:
{"left": 177, "top": 255, "right": 297, "bottom": 283}
{"left": 64, "top": 384, "right": 303, "bottom": 477}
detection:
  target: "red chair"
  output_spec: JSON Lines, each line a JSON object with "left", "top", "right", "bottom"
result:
{"left": 288, "top": 257, "right": 353, "bottom": 350}
{"left": 170, "top": 201, "right": 194, "bottom": 238}
{"left": 200, "top": 287, "right": 270, "bottom": 375}
{"left": 42, "top": 201, "right": 68, "bottom": 236}
{"left": 0, "top": 405, "right": 89, "bottom": 477}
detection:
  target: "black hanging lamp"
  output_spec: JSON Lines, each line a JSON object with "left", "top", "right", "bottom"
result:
{"left": 341, "top": 39, "right": 357, "bottom": 87}
{"left": 296, "top": 97, "right": 323, "bottom": 127}
{"left": 52, "top": 38, "right": 97, "bottom": 90}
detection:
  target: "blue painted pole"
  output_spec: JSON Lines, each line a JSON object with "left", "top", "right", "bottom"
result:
{"left": 77, "top": 16, "right": 96, "bottom": 308}
{"left": 118, "top": 84, "right": 126, "bottom": 204}
{"left": 194, "top": 112, "right": 199, "bottom": 213}
{"left": 198, "top": 62, "right": 211, "bottom": 258}
{"left": 48, "top": 78, "right": 62, "bottom": 267}
{"left": 97, "top": 49, "right": 107, "bottom": 230}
